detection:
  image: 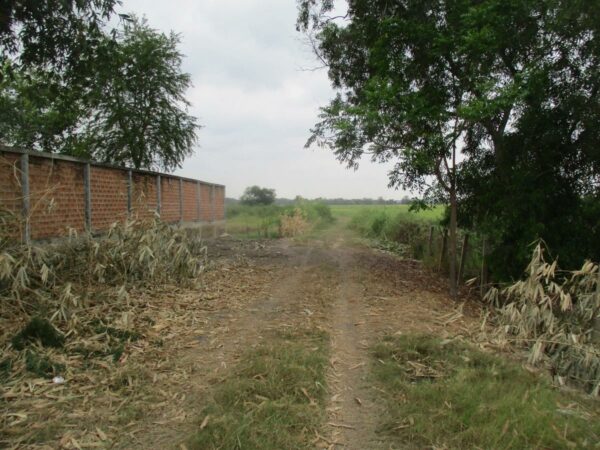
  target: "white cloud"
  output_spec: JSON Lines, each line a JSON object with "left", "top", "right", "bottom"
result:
{"left": 118, "top": 0, "right": 407, "bottom": 199}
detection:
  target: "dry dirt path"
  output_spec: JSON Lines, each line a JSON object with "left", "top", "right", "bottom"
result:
{"left": 151, "top": 222, "right": 475, "bottom": 450}
{"left": 4, "top": 222, "right": 476, "bottom": 449}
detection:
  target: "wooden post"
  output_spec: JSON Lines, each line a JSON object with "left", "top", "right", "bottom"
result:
{"left": 179, "top": 178, "right": 184, "bottom": 225}
{"left": 480, "top": 237, "right": 488, "bottom": 298}
{"left": 156, "top": 175, "right": 161, "bottom": 217}
{"left": 438, "top": 228, "right": 448, "bottom": 272}
{"left": 127, "top": 170, "right": 132, "bottom": 218}
{"left": 428, "top": 226, "right": 434, "bottom": 256}
{"left": 20, "top": 154, "right": 30, "bottom": 244}
{"left": 457, "top": 233, "right": 470, "bottom": 284}
{"left": 83, "top": 163, "right": 92, "bottom": 232}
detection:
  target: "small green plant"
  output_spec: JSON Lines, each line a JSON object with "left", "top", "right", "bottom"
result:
{"left": 24, "top": 350, "right": 65, "bottom": 378}
{"left": 12, "top": 317, "right": 65, "bottom": 350}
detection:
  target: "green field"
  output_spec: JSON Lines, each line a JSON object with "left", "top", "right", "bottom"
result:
{"left": 329, "top": 204, "right": 444, "bottom": 222}
{"left": 225, "top": 203, "right": 445, "bottom": 238}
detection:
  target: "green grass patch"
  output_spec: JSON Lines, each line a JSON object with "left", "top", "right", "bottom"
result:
{"left": 24, "top": 350, "right": 65, "bottom": 378}
{"left": 329, "top": 204, "right": 444, "bottom": 222}
{"left": 187, "top": 329, "right": 329, "bottom": 450}
{"left": 372, "top": 334, "right": 600, "bottom": 449}
{"left": 226, "top": 201, "right": 334, "bottom": 238}
{"left": 12, "top": 317, "right": 65, "bottom": 350}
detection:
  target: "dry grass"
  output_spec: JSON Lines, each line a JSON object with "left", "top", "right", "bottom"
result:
{"left": 484, "top": 242, "right": 600, "bottom": 393}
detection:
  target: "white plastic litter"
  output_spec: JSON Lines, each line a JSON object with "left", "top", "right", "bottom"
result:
{"left": 52, "top": 376, "right": 65, "bottom": 384}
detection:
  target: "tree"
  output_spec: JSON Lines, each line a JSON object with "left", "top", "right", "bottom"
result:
{"left": 0, "top": 16, "right": 200, "bottom": 171}
{"left": 0, "top": 0, "right": 118, "bottom": 70}
{"left": 297, "top": 0, "right": 600, "bottom": 292}
{"left": 83, "top": 18, "right": 199, "bottom": 170}
{"left": 240, "top": 186, "right": 276, "bottom": 206}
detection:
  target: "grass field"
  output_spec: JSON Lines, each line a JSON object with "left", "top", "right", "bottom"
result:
{"left": 329, "top": 204, "right": 444, "bottom": 222}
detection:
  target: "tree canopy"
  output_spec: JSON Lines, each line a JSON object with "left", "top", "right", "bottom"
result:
{"left": 297, "top": 0, "right": 600, "bottom": 281}
{"left": 0, "top": 7, "right": 199, "bottom": 171}
{"left": 240, "top": 186, "right": 277, "bottom": 206}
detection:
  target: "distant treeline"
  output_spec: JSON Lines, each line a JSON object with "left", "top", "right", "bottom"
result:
{"left": 226, "top": 196, "right": 414, "bottom": 206}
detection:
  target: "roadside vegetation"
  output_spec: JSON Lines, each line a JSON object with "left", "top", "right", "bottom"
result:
{"left": 372, "top": 334, "right": 600, "bottom": 449}
{"left": 188, "top": 329, "right": 329, "bottom": 450}
{"left": 226, "top": 200, "right": 334, "bottom": 238}
{"left": 0, "top": 217, "right": 207, "bottom": 433}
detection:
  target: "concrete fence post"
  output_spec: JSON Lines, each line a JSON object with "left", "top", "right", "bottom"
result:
{"left": 196, "top": 181, "right": 201, "bottom": 221}
{"left": 156, "top": 175, "right": 162, "bottom": 217}
{"left": 211, "top": 185, "right": 216, "bottom": 223}
{"left": 127, "top": 170, "right": 133, "bottom": 218}
{"left": 83, "top": 163, "right": 92, "bottom": 232}
{"left": 20, "top": 153, "right": 30, "bottom": 244}
{"left": 179, "top": 178, "right": 184, "bottom": 224}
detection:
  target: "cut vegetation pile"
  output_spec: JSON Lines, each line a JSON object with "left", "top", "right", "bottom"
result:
{"left": 0, "top": 218, "right": 209, "bottom": 447}
{"left": 485, "top": 243, "right": 600, "bottom": 394}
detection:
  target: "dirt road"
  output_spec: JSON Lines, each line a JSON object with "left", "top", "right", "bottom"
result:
{"left": 2, "top": 220, "right": 477, "bottom": 449}
{"left": 121, "top": 221, "right": 476, "bottom": 449}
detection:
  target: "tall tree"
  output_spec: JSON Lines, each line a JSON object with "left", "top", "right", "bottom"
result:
{"left": 83, "top": 18, "right": 199, "bottom": 170}
{"left": 297, "top": 0, "right": 600, "bottom": 290}
{"left": 0, "top": 0, "right": 117, "bottom": 70}
{"left": 0, "top": 16, "right": 199, "bottom": 171}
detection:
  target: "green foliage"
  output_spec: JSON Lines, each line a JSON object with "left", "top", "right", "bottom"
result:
{"left": 372, "top": 334, "right": 600, "bottom": 449}
{"left": 188, "top": 330, "right": 328, "bottom": 449}
{"left": 240, "top": 185, "right": 277, "bottom": 206}
{"left": 1, "top": 16, "right": 199, "bottom": 171}
{"left": 485, "top": 243, "right": 600, "bottom": 394}
{"left": 226, "top": 201, "right": 334, "bottom": 238}
{"left": 298, "top": 0, "right": 600, "bottom": 282}
{"left": 12, "top": 317, "right": 65, "bottom": 351}
{"left": 24, "top": 350, "right": 65, "bottom": 378}
{"left": 349, "top": 207, "right": 438, "bottom": 259}
{"left": 0, "top": 0, "right": 117, "bottom": 68}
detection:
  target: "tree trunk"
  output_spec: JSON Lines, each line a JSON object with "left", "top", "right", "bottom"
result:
{"left": 448, "top": 186, "right": 458, "bottom": 300}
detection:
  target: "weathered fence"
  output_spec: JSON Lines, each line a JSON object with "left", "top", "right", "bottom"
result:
{"left": 0, "top": 146, "right": 225, "bottom": 242}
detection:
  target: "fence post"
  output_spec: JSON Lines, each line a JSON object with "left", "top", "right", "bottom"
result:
{"left": 196, "top": 181, "right": 201, "bottom": 222}
{"left": 127, "top": 170, "right": 132, "bottom": 218}
{"left": 179, "top": 178, "right": 184, "bottom": 225}
{"left": 428, "top": 226, "right": 434, "bottom": 256}
{"left": 211, "top": 185, "right": 216, "bottom": 223}
{"left": 480, "top": 237, "right": 488, "bottom": 298}
{"left": 457, "top": 233, "right": 470, "bottom": 284}
{"left": 20, "top": 153, "right": 30, "bottom": 244}
{"left": 83, "top": 163, "right": 92, "bottom": 232}
{"left": 438, "top": 228, "right": 448, "bottom": 272}
{"left": 156, "top": 175, "right": 161, "bottom": 217}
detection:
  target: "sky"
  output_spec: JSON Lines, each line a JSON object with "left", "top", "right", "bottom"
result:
{"left": 119, "top": 0, "right": 407, "bottom": 200}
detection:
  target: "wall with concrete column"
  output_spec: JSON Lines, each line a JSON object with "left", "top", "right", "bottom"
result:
{"left": 0, "top": 146, "right": 225, "bottom": 242}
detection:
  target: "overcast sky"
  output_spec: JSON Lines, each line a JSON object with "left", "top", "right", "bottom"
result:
{"left": 119, "top": 0, "right": 407, "bottom": 200}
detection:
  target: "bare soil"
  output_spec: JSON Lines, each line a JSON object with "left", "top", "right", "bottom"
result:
{"left": 1, "top": 221, "right": 480, "bottom": 449}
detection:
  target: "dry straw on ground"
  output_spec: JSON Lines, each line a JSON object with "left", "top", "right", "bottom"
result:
{"left": 484, "top": 243, "right": 600, "bottom": 394}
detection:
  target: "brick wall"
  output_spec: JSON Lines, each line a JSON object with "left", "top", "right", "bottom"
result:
{"left": 0, "top": 148, "right": 226, "bottom": 242}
